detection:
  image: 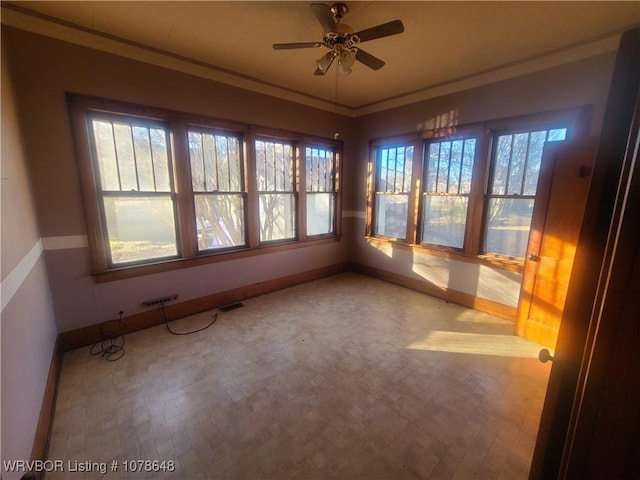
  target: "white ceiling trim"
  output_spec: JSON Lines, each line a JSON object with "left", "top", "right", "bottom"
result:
{"left": 1, "top": 4, "right": 622, "bottom": 118}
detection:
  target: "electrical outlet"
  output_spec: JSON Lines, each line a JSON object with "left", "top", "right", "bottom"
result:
{"left": 143, "top": 294, "right": 178, "bottom": 306}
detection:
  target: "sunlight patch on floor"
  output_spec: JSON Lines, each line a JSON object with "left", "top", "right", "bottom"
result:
{"left": 407, "top": 330, "right": 542, "bottom": 358}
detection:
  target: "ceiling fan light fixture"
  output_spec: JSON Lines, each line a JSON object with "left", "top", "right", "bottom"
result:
{"left": 316, "top": 52, "right": 335, "bottom": 73}
{"left": 338, "top": 48, "right": 356, "bottom": 76}
{"left": 273, "top": 3, "right": 404, "bottom": 76}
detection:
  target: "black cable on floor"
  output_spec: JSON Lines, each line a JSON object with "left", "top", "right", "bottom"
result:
{"left": 89, "top": 311, "right": 126, "bottom": 361}
{"left": 161, "top": 303, "right": 217, "bottom": 335}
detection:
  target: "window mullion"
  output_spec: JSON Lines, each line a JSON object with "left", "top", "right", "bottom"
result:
{"left": 245, "top": 134, "right": 260, "bottom": 248}
{"left": 298, "top": 144, "right": 308, "bottom": 242}
{"left": 171, "top": 121, "right": 197, "bottom": 258}
{"left": 405, "top": 139, "right": 423, "bottom": 244}
{"left": 466, "top": 131, "right": 491, "bottom": 254}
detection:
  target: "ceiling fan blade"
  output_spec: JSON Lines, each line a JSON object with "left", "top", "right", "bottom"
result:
{"left": 273, "top": 42, "right": 323, "bottom": 50}
{"left": 354, "top": 19, "right": 404, "bottom": 43}
{"left": 311, "top": 3, "right": 337, "bottom": 32}
{"left": 314, "top": 52, "right": 335, "bottom": 75}
{"left": 355, "top": 48, "right": 386, "bottom": 70}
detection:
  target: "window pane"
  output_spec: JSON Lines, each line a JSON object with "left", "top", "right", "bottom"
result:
{"left": 437, "top": 141, "right": 450, "bottom": 192}
{"left": 228, "top": 137, "right": 242, "bottom": 191}
{"left": 394, "top": 147, "right": 406, "bottom": 192}
{"left": 216, "top": 136, "right": 230, "bottom": 191}
{"left": 190, "top": 131, "right": 243, "bottom": 194}
{"left": 484, "top": 198, "right": 535, "bottom": 258}
{"left": 422, "top": 196, "right": 468, "bottom": 248}
{"left": 203, "top": 132, "right": 217, "bottom": 191}
{"left": 426, "top": 139, "right": 475, "bottom": 195}
{"left": 93, "top": 120, "right": 171, "bottom": 193}
{"left": 103, "top": 196, "right": 177, "bottom": 264}
{"left": 149, "top": 128, "right": 170, "bottom": 192}
{"left": 282, "top": 143, "right": 294, "bottom": 190}
{"left": 375, "top": 194, "right": 408, "bottom": 239}
{"left": 195, "top": 194, "right": 245, "bottom": 250}
{"left": 306, "top": 147, "right": 336, "bottom": 236}
{"left": 92, "top": 120, "right": 120, "bottom": 191}
{"left": 508, "top": 133, "right": 529, "bottom": 195}
{"left": 307, "top": 193, "right": 334, "bottom": 236}
{"left": 404, "top": 146, "right": 414, "bottom": 192}
{"left": 132, "top": 126, "right": 155, "bottom": 191}
{"left": 259, "top": 193, "right": 296, "bottom": 242}
{"left": 255, "top": 140, "right": 294, "bottom": 192}
{"left": 460, "top": 138, "right": 476, "bottom": 194}
{"left": 448, "top": 140, "right": 463, "bottom": 193}
{"left": 255, "top": 140, "right": 269, "bottom": 190}
{"left": 377, "top": 145, "right": 413, "bottom": 193}
{"left": 306, "top": 147, "right": 335, "bottom": 193}
{"left": 113, "top": 123, "right": 137, "bottom": 191}
{"left": 492, "top": 135, "right": 512, "bottom": 195}
{"left": 426, "top": 143, "right": 439, "bottom": 192}
{"left": 189, "top": 131, "right": 205, "bottom": 191}
{"left": 548, "top": 128, "right": 567, "bottom": 142}
{"left": 380, "top": 149, "right": 389, "bottom": 191}
{"left": 523, "top": 131, "right": 547, "bottom": 195}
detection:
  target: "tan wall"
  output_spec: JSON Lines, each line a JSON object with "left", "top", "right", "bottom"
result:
{"left": 1, "top": 35, "right": 58, "bottom": 479}
{"left": 348, "top": 52, "right": 616, "bottom": 308}
{"left": 2, "top": 27, "right": 354, "bottom": 333}
{"left": 2, "top": 25, "right": 618, "bottom": 333}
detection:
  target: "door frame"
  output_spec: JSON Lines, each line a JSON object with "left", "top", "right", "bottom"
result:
{"left": 529, "top": 27, "right": 640, "bottom": 479}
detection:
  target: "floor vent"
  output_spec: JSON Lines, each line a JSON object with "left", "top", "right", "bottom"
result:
{"left": 220, "top": 302, "right": 244, "bottom": 312}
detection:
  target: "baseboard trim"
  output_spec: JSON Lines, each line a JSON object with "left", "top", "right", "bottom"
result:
{"left": 349, "top": 262, "right": 517, "bottom": 320}
{"left": 60, "top": 262, "right": 349, "bottom": 351}
{"left": 30, "top": 336, "right": 63, "bottom": 478}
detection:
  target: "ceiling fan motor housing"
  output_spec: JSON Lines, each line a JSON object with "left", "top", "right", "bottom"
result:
{"left": 330, "top": 3, "right": 349, "bottom": 20}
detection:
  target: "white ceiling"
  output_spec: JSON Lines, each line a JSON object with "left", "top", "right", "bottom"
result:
{"left": 2, "top": 1, "right": 639, "bottom": 115}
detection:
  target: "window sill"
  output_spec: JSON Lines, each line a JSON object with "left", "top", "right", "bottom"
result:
{"left": 93, "top": 235, "right": 341, "bottom": 283}
{"left": 364, "top": 237, "right": 524, "bottom": 273}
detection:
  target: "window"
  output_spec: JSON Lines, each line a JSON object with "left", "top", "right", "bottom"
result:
{"left": 306, "top": 146, "right": 338, "bottom": 236}
{"left": 188, "top": 128, "right": 246, "bottom": 252}
{"left": 422, "top": 138, "right": 476, "bottom": 249}
{"left": 373, "top": 144, "right": 414, "bottom": 239}
{"left": 255, "top": 138, "right": 297, "bottom": 243}
{"left": 366, "top": 109, "right": 584, "bottom": 266}
{"left": 69, "top": 95, "right": 341, "bottom": 278}
{"left": 484, "top": 128, "right": 567, "bottom": 257}
{"left": 88, "top": 114, "right": 178, "bottom": 266}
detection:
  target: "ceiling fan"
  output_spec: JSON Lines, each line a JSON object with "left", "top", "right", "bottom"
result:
{"left": 273, "top": 3, "right": 404, "bottom": 76}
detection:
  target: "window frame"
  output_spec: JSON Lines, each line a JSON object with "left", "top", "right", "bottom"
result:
{"left": 68, "top": 94, "right": 342, "bottom": 281}
{"left": 419, "top": 133, "right": 481, "bottom": 252}
{"left": 254, "top": 135, "right": 299, "bottom": 245}
{"left": 365, "top": 107, "right": 591, "bottom": 270}
{"left": 186, "top": 125, "right": 248, "bottom": 254}
{"left": 481, "top": 124, "right": 569, "bottom": 259}
{"left": 304, "top": 143, "right": 340, "bottom": 238}
{"left": 369, "top": 137, "right": 421, "bottom": 242}
{"left": 86, "top": 112, "right": 182, "bottom": 268}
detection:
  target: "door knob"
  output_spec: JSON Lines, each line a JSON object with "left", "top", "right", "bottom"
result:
{"left": 529, "top": 253, "right": 541, "bottom": 262}
{"left": 538, "top": 348, "right": 554, "bottom": 363}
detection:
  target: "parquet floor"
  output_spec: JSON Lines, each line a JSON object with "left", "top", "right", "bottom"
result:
{"left": 46, "top": 273, "right": 551, "bottom": 479}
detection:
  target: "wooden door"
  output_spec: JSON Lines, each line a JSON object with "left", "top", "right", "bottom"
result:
{"left": 515, "top": 138, "right": 597, "bottom": 350}
{"left": 529, "top": 27, "right": 639, "bottom": 479}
